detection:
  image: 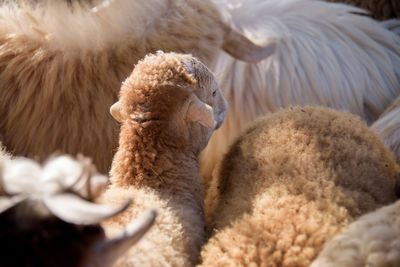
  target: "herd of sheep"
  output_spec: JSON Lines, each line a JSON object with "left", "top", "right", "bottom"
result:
{"left": 0, "top": 0, "right": 400, "bottom": 266}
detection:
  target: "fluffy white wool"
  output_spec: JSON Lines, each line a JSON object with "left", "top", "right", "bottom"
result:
{"left": 0, "top": 155, "right": 107, "bottom": 199}
{"left": 371, "top": 95, "right": 400, "bottom": 163}
{"left": 202, "top": 0, "right": 400, "bottom": 182}
{"left": 0, "top": 0, "right": 171, "bottom": 51}
{"left": 311, "top": 200, "right": 400, "bottom": 267}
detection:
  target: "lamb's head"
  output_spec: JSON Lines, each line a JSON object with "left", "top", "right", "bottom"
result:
{"left": 0, "top": 156, "right": 156, "bottom": 267}
{"left": 111, "top": 51, "right": 228, "bottom": 153}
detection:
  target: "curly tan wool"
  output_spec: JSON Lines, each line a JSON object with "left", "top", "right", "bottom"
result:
{"left": 101, "top": 52, "right": 227, "bottom": 266}
{"left": 200, "top": 106, "right": 399, "bottom": 267}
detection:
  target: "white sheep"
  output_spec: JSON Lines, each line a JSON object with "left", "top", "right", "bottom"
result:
{"left": 201, "top": 0, "right": 400, "bottom": 184}
{"left": 0, "top": 0, "right": 271, "bottom": 173}
{"left": 200, "top": 106, "right": 399, "bottom": 267}
{"left": 0, "top": 155, "right": 157, "bottom": 267}
{"left": 371, "top": 95, "right": 400, "bottom": 163}
{"left": 310, "top": 199, "right": 400, "bottom": 267}
{"left": 100, "top": 51, "right": 227, "bottom": 266}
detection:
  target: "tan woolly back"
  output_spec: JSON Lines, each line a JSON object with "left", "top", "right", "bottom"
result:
{"left": 210, "top": 106, "right": 399, "bottom": 226}
{"left": 200, "top": 106, "right": 399, "bottom": 267}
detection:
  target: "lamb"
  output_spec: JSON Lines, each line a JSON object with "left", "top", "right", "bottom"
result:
{"left": 310, "top": 199, "right": 400, "bottom": 267}
{"left": 200, "top": 106, "right": 399, "bottom": 267}
{"left": 0, "top": 0, "right": 271, "bottom": 173}
{"left": 201, "top": 0, "right": 400, "bottom": 184}
{"left": 100, "top": 51, "right": 228, "bottom": 266}
{"left": 326, "top": 0, "right": 400, "bottom": 20}
{"left": 0, "top": 155, "right": 157, "bottom": 267}
{"left": 371, "top": 95, "right": 400, "bottom": 163}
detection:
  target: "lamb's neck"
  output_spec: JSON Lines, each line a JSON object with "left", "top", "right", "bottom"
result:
{"left": 110, "top": 122, "right": 204, "bottom": 210}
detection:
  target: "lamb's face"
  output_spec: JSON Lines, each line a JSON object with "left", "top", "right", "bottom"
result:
{"left": 168, "top": 55, "right": 228, "bottom": 152}
{"left": 182, "top": 56, "right": 228, "bottom": 131}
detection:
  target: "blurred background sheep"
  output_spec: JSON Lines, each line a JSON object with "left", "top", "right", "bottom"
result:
{"left": 201, "top": 0, "right": 400, "bottom": 185}
{"left": 0, "top": 0, "right": 271, "bottom": 174}
{"left": 0, "top": 155, "right": 156, "bottom": 267}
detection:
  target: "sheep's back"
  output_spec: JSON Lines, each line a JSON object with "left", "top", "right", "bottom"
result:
{"left": 214, "top": 106, "right": 397, "bottom": 224}
{"left": 201, "top": 106, "right": 398, "bottom": 266}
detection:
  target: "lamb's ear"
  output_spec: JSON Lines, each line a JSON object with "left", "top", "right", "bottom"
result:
{"left": 88, "top": 209, "right": 157, "bottom": 266}
{"left": 43, "top": 193, "right": 131, "bottom": 225}
{"left": 110, "top": 101, "right": 124, "bottom": 123}
{"left": 222, "top": 29, "right": 276, "bottom": 63}
{"left": 186, "top": 94, "right": 215, "bottom": 129}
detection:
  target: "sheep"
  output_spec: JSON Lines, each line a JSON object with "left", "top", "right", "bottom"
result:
{"left": 310, "top": 199, "right": 400, "bottom": 267}
{"left": 325, "top": 0, "right": 400, "bottom": 20}
{"left": 0, "top": 0, "right": 272, "bottom": 174}
{"left": 99, "top": 51, "right": 228, "bottom": 266}
{"left": 200, "top": 106, "right": 399, "bottom": 267}
{"left": 201, "top": 0, "right": 400, "bottom": 185}
{"left": 371, "top": 95, "right": 400, "bottom": 163}
{"left": 0, "top": 155, "right": 157, "bottom": 267}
